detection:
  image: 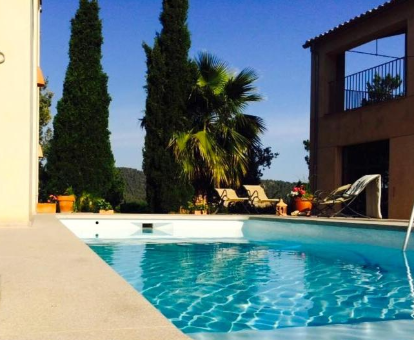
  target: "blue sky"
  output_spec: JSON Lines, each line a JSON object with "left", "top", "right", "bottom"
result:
{"left": 42, "top": 0, "right": 398, "bottom": 182}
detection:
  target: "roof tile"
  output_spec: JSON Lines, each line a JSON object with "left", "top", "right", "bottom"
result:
{"left": 303, "top": 0, "right": 406, "bottom": 49}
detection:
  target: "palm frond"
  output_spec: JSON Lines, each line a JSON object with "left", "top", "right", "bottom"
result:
{"left": 224, "top": 68, "right": 263, "bottom": 106}
{"left": 235, "top": 113, "right": 266, "bottom": 136}
{"left": 196, "top": 52, "right": 229, "bottom": 95}
{"left": 172, "top": 53, "right": 267, "bottom": 189}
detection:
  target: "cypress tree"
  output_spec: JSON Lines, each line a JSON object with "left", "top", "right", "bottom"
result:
{"left": 142, "top": 0, "right": 195, "bottom": 213}
{"left": 47, "top": 0, "right": 118, "bottom": 200}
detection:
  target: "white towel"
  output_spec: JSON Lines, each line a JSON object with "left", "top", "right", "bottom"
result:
{"left": 344, "top": 174, "right": 382, "bottom": 219}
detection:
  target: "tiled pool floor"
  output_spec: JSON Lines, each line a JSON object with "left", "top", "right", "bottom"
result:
{"left": 89, "top": 239, "right": 414, "bottom": 336}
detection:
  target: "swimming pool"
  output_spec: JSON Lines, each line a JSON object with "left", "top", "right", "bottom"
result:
{"left": 62, "top": 218, "right": 414, "bottom": 339}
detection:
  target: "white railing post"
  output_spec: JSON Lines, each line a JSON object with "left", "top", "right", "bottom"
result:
{"left": 403, "top": 202, "right": 414, "bottom": 251}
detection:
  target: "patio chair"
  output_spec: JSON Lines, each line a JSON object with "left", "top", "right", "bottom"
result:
{"left": 243, "top": 185, "right": 279, "bottom": 210}
{"left": 313, "top": 184, "right": 351, "bottom": 215}
{"left": 215, "top": 188, "right": 250, "bottom": 213}
{"left": 314, "top": 174, "right": 382, "bottom": 219}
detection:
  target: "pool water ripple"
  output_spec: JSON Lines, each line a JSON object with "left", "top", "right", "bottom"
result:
{"left": 89, "top": 240, "right": 414, "bottom": 334}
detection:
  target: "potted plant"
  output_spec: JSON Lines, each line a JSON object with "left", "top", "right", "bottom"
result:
{"left": 187, "top": 201, "right": 208, "bottom": 215}
{"left": 289, "top": 183, "right": 313, "bottom": 213}
{"left": 96, "top": 199, "right": 114, "bottom": 214}
{"left": 194, "top": 203, "right": 208, "bottom": 215}
{"left": 37, "top": 195, "right": 57, "bottom": 213}
{"left": 57, "top": 187, "right": 76, "bottom": 213}
{"left": 179, "top": 206, "right": 190, "bottom": 214}
{"left": 76, "top": 192, "right": 96, "bottom": 213}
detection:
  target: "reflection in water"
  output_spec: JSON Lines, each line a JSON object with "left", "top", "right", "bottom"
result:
{"left": 404, "top": 252, "right": 414, "bottom": 297}
{"left": 139, "top": 242, "right": 271, "bottom": 333}
{"left": 302, "top": 248, "right": 414, "bottom": 326}
{"left": 89, "top": 240, "right": 414, "bottom": 334}
{"left": 403, "top": 252, "right": 414, "bottom": 319}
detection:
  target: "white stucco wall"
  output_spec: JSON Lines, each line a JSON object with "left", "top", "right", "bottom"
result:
{"left": 0, "top": 0, "right": 40, "bottom": 226}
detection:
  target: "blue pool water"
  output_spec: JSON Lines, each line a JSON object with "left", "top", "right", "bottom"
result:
{"left": 88, "top": 236, "right": 414, "bottom": 335}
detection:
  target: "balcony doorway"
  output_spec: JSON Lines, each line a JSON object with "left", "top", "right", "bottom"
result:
{"left": 342, "top": 140, "right": 389, "bottom": 218}
{"left": 330, "top": 32, "right": 407, "bottom": 113}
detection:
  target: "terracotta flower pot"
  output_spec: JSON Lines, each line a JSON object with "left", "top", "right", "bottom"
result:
{"left": 294, "top": 197, "right": 313, "bottom": 212}
{"left": 37, "top": 203, "right": 57, "bottom": 214}
{"left": 57, "top": 195, "right": 76, "bottom": 213}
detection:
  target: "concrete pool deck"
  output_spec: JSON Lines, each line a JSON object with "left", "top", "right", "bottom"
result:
{"left": 0, "top": 214, "right": 411, "bottom": 340}
{"left": 0, "top": 215, "right": 190, "bottom": 340}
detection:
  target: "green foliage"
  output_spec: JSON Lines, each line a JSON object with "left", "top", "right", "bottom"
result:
{"left": 119, "top": 201, "right": 149, "bottom": 214}
{"left": 187, "top": 201, "right": 207, "bottom": 212}
{"left": 76, "top": 192, "right": 97, "bottom": 212}
{"left": 261, "top": 179, "right": 295, "bottom": 201}
{"left": 39, "top": 79, "right": 54, "bottom": 156}
{"left": 104, "top": 168, "right": 125, "bottom": 208}
{"left": 64, "top": 186, "right": 75, "bottom": 196}
{"left": 303, "top": 139, "right": 310, "bottom": 169}
{"left": 46, "top": 0, "right": 122, "bottom": 202}
{"left": 170, "top": 52, "right": 265, "bottom": 194}
{"left": 38, "top": 80, "right": 54, "bottom": 202}
{"left": 95, "top": 198, "right": 113, "bottom": 211}
{"left": 142, "top": 0, "right": 195, "bottom": 213}
{"left": 117, "top": 167, "right": 146, "bottom": 202}
{"left": 362, "top": 73, "right": 402, "bottom": 106}
{"left": 243, "top": 146, "right": 278, "bottom": 185}
{"left": 75, "top": 192, "right": 112, "bottom": 212}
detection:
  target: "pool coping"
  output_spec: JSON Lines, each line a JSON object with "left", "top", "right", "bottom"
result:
{"left": 59, "top": 213, "right": 409, "bottom": 231}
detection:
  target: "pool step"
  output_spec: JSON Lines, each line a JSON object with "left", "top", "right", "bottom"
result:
{"left": 189, "top": 320, "right": 414, "bottom": 340}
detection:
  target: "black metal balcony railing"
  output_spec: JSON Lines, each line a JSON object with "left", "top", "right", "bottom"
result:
{"left": 329, "top": 57, "right": 406, "bottom": 112}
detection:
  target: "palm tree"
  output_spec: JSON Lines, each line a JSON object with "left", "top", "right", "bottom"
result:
{"left": 169, "top": 52, "right": 265, "bottom": 195}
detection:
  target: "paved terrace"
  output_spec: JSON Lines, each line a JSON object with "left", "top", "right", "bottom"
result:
{"left": 0, "top": 214, "right": 410, "bottom": 340}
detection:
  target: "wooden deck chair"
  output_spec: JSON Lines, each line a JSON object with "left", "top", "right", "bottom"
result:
{"left": 243, "top": 185, "right": 279, "bottom": 209}
{"left": 314, "top": 174, "right": 382, "bottom": 218}
{"left": 215, "top": 188, "right": 250, "bottom": 212}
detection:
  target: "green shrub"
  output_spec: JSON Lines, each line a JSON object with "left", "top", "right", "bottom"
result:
{"left": 76, "top": 192, "right": 98, "bottom": 212}
{"left": 95, "top": 198, "right": 113, "bottom": 211}
{"left": 120, "top": 201, "right": 149, "bottom": 214}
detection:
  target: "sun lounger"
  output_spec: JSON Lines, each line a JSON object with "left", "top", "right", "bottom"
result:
{"left": 215, "top": 188, "right": 250, "bottom": 212}
{"left": 243, "top": 185, "right": 279, "bottom": 209}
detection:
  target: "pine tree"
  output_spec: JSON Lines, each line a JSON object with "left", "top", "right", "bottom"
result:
{"left": 47, "top": 0, "right": 119, "bottom": 202}
{"left": 142, "top": 0, "right": 195, "bottom": 213}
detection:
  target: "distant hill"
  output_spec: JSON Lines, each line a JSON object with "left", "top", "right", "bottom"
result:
{"left": 117, "top": 167, "right": 146, "bottom": 203}
{"left": 118, "top": 167, "right": 295, "bottom": 203}
{"left": 261, "top": 179, "right": 295, "bottom": 200}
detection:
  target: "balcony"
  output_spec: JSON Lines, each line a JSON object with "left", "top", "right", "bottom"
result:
{"left": 329, "top": 57, "right": 406, "bottom": 113}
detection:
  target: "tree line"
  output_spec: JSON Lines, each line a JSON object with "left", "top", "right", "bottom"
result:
{"left": 39, "top": 0, "right": 277, "bottom": 213}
